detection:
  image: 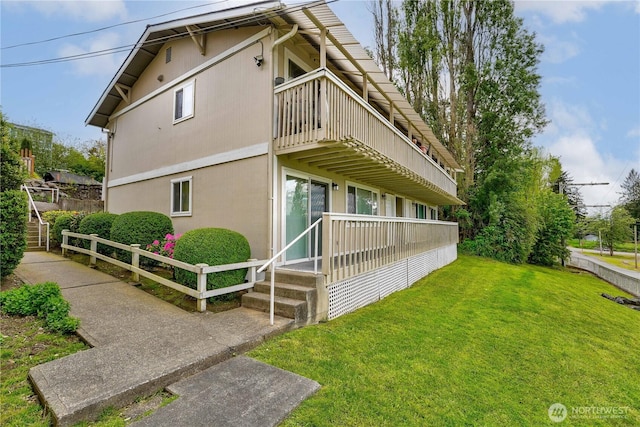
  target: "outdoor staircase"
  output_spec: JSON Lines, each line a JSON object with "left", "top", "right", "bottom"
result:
{"left": 242, "top": 270, "right": 322, "bottom": 325}
{"left": 26, "top": 220, "right": 46, "bottom": 252}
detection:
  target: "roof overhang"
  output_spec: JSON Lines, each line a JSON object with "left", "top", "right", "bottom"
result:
{"left": 85, "top": 0, "right": 284, "bottom": 128}
{"left": 86, "top": 0, "right": 460, "bottom": 172}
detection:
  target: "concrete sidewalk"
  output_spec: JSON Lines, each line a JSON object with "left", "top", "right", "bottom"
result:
{"left": 15, "top": 252, "right": 319, "bottom": 426}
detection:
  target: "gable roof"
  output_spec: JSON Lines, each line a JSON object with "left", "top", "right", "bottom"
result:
{"left": 85, "top": 0, "right": 283, "bottom": 130}
{"left": 86, "top": 0, "right": 459, "bottom": 169}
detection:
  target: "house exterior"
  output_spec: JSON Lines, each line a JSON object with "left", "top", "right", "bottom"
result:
{"left": 87, "top": 0, "right": 463, "bottom": 321}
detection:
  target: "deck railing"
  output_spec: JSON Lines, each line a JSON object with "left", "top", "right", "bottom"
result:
{"left": 274, "top": 68, "right": 457, "bottom": 196}
{"left": 321, "top": 213, "right": 459, "bottom": 283}
{"left": 61, "top": 230, "right": 265, "bottom": 312}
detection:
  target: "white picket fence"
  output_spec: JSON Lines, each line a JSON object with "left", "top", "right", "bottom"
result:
{"left": 61, "top": 230, "right": 265, "bottom": 311}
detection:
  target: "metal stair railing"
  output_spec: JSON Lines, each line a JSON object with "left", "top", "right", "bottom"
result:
{"left": 258, "top": 217, "right": 322, "bottom": 325}
{"left": 22, "top": 185, "right": 50, "bottom": 251}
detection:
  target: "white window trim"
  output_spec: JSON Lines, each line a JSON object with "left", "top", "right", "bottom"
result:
{"left": 284, "top": 48, "right": 312, "bottom": 80}
{"left": 281, "top": 168, "right": 332, "bottom": 262}
{"left": 170, "top": 175, "right": 192, "bottom": 217}
{"left": 345, "top": 181, "right": 380, "bottom": 216}
{"left": 173, "top": 80, "right": 195, "bottom": 124}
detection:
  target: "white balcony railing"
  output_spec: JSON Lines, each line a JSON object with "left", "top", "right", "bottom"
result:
{"left": 321, "top": 213, "right": 459, "bottom": 284}
{"left": 274, "top": 68, "right": 458, "bottom": 198}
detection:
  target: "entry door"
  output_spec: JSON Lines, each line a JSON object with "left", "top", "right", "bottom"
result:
{"left": 285, "top": 175, "right": 328, "bottom": 261}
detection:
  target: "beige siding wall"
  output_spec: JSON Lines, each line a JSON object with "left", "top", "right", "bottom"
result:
{"left": 108, "top": 27, "right": 272, "bottom": 181}
{"left": 105, "top": 26, "right": 273, "bottom": 258}
{"left": 108, "top": 155, "right": 269, "bottom": 259}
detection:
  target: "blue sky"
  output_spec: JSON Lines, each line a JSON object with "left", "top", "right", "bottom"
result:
{"left": 1, "top": 0, "right": 639, "bottom": 210}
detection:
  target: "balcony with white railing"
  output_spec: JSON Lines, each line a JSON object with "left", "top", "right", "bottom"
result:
{"left": 274, "top": 68, "right": 461, "bottom": 205}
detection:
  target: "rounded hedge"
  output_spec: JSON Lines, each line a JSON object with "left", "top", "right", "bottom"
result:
{"left": 110, "top": 211, "right": 173, "bottom": 263}
{"left": 51, "top": 211, "right": 87, "bottom": 247}
{"left": 173, "top": 228, "right": 251, "bottom": 297}
{"left": 78, "top": 212, "right": 119, "bottom": 254}
{"left": 0, "top": 190, "right": 28, "bottom": 278}
{"left": 52, "top": 213, "right": 75, "bottom": 246}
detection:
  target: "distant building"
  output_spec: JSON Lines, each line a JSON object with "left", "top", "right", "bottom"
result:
{"left": 9, "top": 123, "right": 54, "bottom": 176}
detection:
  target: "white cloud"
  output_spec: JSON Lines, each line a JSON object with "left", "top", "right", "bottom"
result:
{"left": 538, "top": 33, "right": 581, "bottom": 64}
{"left": 12, "top": 0, "right": 127, "bottom": 22}
{"left": 627, "top": 126, "right": 640, "bottom": 138}
{"left": 515, "top": 0, "right": 609, "bottom": 24}
{"left": 540, "top": 99, "right": 628, "bottom": 211}
{"left": 544, "top": 76, "right": 576, "bottom": 86}
{"left": 59, "top": 32, "right": 123, "bottom": 76}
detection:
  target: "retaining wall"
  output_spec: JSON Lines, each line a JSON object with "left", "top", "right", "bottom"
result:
{"left": 568, "top": 252, "right": 640, "bottom": 297}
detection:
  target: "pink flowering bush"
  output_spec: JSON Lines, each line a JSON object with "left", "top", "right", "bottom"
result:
{"left": 146, "top": 233, "right": 182, "bottom": 259}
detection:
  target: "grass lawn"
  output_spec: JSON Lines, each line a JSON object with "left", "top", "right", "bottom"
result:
{"left": 249, "top": 255, "right": 640, "bottom": 426}
{"left": 589, "top": 253, "right": 639, "bottom": 272}
{"left": 568, "top": 239, "right": 636, "bottom": 253}
{"left": 0, "top": 314, "right": 87, "bottom": 426}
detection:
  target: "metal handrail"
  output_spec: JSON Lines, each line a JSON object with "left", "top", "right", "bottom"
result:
{"left": 22, "top": 186, "right": 59, "bottom": 203}
{"left": 21, "top": 185, "right": 50, "bottom": 251}
{"left": 258, "top": 217, "right": 322, "bottom": 325}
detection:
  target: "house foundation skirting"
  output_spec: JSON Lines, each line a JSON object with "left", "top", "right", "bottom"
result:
{"left": 326, "top": 244, "right": 457, "bottom": 320}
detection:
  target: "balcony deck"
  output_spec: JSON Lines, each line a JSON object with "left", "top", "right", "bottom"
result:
{"left": 274, "top": 68, "right": 463, "bottom": 206}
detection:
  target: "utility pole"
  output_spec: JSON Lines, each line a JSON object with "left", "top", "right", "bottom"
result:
{"left": 559, "top": 182, "right": 609, "bottom": 266}
{"left": 635, "top": 223, "right": 638, "bottom": 269}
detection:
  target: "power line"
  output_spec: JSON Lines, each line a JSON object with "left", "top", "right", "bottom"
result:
{"left": 1, "top": 1, "right": 229, "bottom": 50}
{"left": 0, "top": 1, "right": 336, "bottom": 69}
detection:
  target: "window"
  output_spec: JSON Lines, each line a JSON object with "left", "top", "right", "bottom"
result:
{"left": 174, "top": 80, "right": 194, "bottom": 123}
{"left": 347, "top": 184, "right": 379, "bottom": 215}
{"left": 284, "top": 48, "right": 311, "bottom": 80}
{"left": 171, "top": 176, "right": 192, "bottom": 216}
{"left": 165, "top": 47, "right": 172, "bottom": 63}
{"left": 415, "top": 203, "right": 427, "bottom": 219}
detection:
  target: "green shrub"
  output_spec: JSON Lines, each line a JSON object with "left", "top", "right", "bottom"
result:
{"left": 0, "top": 139, "right": 28, "bottom": 192}
{"left": 78, "top": 212, "right": 118, "bottom": 255}
{"left": 109, "top": 211, "right": 173, "bottom": 263}
{"left": 0, "top": 282, "right": 79, "bottom": 334}
{"left": 43, "top": 210, "right": 70, "bottom": 227}
{"left": 43, "top": 210, "right": 70, "bottom": 246}
{"left": 173, "top": 228, "right": 251, "bottom": 300}
{"left": 51, "top": 211, "right": 87, "bottom": 247}
{"left": 0, "top": 190, "right": 28, "bottom": 278}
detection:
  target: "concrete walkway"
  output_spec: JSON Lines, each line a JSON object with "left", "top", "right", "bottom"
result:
{"left": 15, "top": 252, "right": 320, "bottom": 426}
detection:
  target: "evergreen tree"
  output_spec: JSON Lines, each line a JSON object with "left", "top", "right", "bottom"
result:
{"left": 620, "top": 169, "right": 640, "bottom": 220}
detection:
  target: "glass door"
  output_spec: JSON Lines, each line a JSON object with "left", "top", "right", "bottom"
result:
{"left": 285, "top": 174, "right": 328, "bottom": 261}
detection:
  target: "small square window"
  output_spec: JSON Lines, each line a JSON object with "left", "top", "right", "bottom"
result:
{"left": 171, "top": 176, "right": 192, "bottom": 216}
{"left": 173, "top": 80, "right": 194, "bottom": 123}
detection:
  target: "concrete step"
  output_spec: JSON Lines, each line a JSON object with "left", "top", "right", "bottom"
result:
{"left": 271, "top": 270, "right": 323, "bottom": 288}
{"left": 253, "top": 281, "right": 315, "bottom": 301}
{"left": 242, "top": 292, "right": 307, "bottom": 322}
{"left": 26, "top": 246, "right": 47, "bottom": 252}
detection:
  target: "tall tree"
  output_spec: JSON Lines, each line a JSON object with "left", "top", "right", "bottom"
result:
{"left": 553, "top": 170, "right": 587, "bottom": 219}
{"left": 395, "top": 0, "right": 546, "bottom": 202}
{"left": 370, "top": 0, "right": 399, "bottom": 81}
{"left": 591, "top": 206, "right": 635, "bottom": 256}
{"left": 620, "top": 168, "right": 640, "bottom": 220}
